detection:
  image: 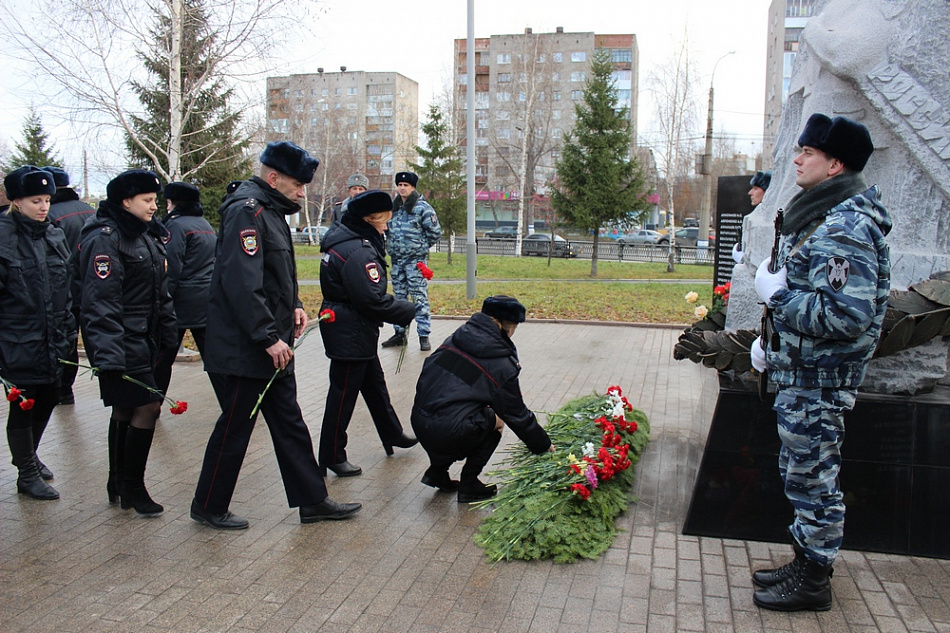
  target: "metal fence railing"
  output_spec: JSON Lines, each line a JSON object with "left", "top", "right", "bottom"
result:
{"left": 431, "top": 237, "right": 714, "bottom": 266}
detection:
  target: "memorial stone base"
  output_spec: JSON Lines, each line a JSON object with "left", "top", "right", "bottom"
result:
{"left": 683, "top": 373, "right": 950, "bottom": 559}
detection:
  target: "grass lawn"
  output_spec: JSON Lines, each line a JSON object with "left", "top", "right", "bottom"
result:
{"left": 295, "top": 252, "right": 713, "bottom": 324}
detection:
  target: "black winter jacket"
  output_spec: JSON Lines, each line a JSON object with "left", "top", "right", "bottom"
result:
{"left": 0, "top": 211, "right": 74, "bottom": 384}
{"left": 202, "top": 177, "right": 303, "bottom": 379}
{"left": 78, "top": 201, "right": 177, "bottom": 374}
{"left": 410, "top": 312, "right": 551, "bottom": 462}
{"left": 318, "top": 222, "right": 415, "bottom": 360}
{"left": 48, "top": 188, "right": 95, "bottom": 252}
{"left": 163, "top": 202, "right": 216, "bottom": 329}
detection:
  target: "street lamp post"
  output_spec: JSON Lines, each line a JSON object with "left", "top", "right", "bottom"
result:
{"left": 698, "top": 50, "right": 735, "bottom": 258}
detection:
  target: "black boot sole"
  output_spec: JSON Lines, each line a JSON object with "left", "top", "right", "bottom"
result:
{"left": 421, "top": 473, "right": 460, "bottom": 492}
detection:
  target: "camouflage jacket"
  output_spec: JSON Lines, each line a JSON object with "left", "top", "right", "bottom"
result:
{"left": 387, "top": 192, "right": 441, "bottom": 262}
{"left": 766, "top": 185, "right": 892, "bottom": 389}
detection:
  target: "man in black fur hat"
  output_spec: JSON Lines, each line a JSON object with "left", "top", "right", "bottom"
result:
{"left": 192, "top": 141, "right": 361, "bottom": 529}
{"left": 410, "top": 295, "right": 553, "bottom": 503}
{"left": 748, "top": 170, "right": 771, "bottom": 206}
{"left": 750, "top": 114, "right": 891, "bottom": 612}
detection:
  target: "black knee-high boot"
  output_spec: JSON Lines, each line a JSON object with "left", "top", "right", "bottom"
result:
{"left": 107, "top": 418, "right": 129, "bottom": 504}
{"left": 120, "top": 426, "right": 163, "bottom": 516}
{"left": 8, "top": 427, "right": 59, "bottom": 500}
{"left": 32, "top": 416, "right": 53, "bottom": 480}
{"left": 458, "top": 430, "right": 501, "bottom": 503}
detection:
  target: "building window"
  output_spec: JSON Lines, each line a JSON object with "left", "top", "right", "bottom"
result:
{"left": 310, "top": 89, "right": 319, "bottom": 97}
{"left": 571, "top": 71, "right": 586, "bottom": 82}
{"left": 496, "top": 91, "right": 511, "bottom": 102}
{"left": 494, "top": 111, "right": 509, "bottom": 121}
{"left": 519, "top": 92, "right": 526, "bottom": 102}
{"left": 293, "top": 104, "right": 303, "bottom": 112}
{"left": 610, "top": 49, "right": 632, "bottom": 63}
{"left": 552, "top": 128, "right": 562, "bottom": 137}
{"left": 368, "top": 144, "right": 381, "bottom": 155}
{"left": 571, "top": 51, "right": 586, "bottom": 62}
{"left": 497, "top": 73, "right": 511, "bottom": 83}
{"left": 321, "top": 103, "right": 328, "bottom": 111}
{"left": 497, "top": 128, "right": 510, "bottom": 139}
{"left": 571, "top": 90, "right": 583, "bottom": 100}
{"left": 497, "top": 53, "right": 511, "bottom": 64}
{"left": 616, "top": 89, "right": 631, "bottom": 103}
{"left": 553, "top": 52, "right": 562, "bottom": 63}
{"left": 322, "top": 88, "right": 329, "bottom": 96}
{"left": 552, "top": 72, "right": 560, "bottom": 82}
{"left": 334, "top": 88, "right": 341, "bottom": 95}
{"left": 458, "top": 73, "right": 467, "bottom": 85}
{"left": 346, "top": 102, "right": 357, "bottom": 109}
{"left": 347, "top": 87, "right": 357, "bottom": 95}
{"left": 536, "top": 54, "right": 545, "bottom": 63}
{"left": 552, "top": 110, "right": 561, "bottom": 119}
{"left": 553, "top": 91, "right": 561, "bottom": 101}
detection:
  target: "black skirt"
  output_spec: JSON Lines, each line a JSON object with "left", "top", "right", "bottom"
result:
{"left": 98, "top": 371, "right": 163, "bottom": 408}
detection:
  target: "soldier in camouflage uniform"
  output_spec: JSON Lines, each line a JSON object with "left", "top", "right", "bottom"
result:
{"left": 750, "top": 114, "right": 891, "bottom": 612}
{"left": 381, "top": 171, "right": 442, "bottom": 352}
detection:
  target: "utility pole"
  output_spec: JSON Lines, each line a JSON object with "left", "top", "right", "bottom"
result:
{"left": 698, "top": 51, "right": 734, "bottom": 257}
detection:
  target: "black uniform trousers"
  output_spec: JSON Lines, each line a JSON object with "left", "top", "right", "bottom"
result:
{"left": 319, "top": 356, "right": 403, "bottom": 473}
{"left": 194, "top": 371, "right": 328, "bottom": 515}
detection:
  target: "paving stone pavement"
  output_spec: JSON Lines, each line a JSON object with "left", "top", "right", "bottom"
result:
{"left": 2, "top": 319, "right": 949, "bottom": 633}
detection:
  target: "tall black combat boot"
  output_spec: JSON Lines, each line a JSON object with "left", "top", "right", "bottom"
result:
{"left": 7, "top": 427, "right": 59, "bottom": 500}
{"left": 120, "top": 426, "right": 163, "bottom": 516}
{"left": 32, "top": 415, "right": 53, "bottom": 480}
{"left": 753, "top": 557, "right": 834, "bottom": 612}
{"left": 752, "top": 533, "right": 807, "bottom": 587}
{"left": 107, "top": 418, "right": 129, "bottom": 504}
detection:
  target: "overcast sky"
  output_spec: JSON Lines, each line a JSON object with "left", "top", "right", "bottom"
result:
{"left": 0, "top": 0, "right": 770, "bottom": 193}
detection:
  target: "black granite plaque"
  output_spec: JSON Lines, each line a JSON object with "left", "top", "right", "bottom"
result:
{"left": 683, "top": 373, "right": 950, "bottom": 559}
{"left": 713, "top": 175, "right": 756, "bottom": 287}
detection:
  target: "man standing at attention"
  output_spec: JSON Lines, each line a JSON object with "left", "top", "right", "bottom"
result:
{"left": 381, "top": 171, "right": 441, "bottom": 351}
{"left": 330, "top": 173, "right": 369, "bottom": 225}
{"left": 750, "top": 114, "right": 891, "bottom": 611}
{"left": 191, "top": 141, "right": 361, "bottom": 530}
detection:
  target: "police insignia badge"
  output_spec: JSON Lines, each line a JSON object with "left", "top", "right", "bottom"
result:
{"left": 827, "top": 256, "right": 850, "bottom": 291}
{"left": 240, "top": 228, "right": 259, "bottom": 256}
{"left": 94, "top": 255, "right": 111, "bottom": 279}
{"left": 365, "top": 262, "right": 381, "bottom": 283}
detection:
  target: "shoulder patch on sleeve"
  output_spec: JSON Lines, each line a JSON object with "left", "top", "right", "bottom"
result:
{"left": 240, "top": 228, "right": 259, "bottom": 256}
{"left": 365, "top": 262, "right": 381, "bottom": 283}
{"left": 827, "top": 256, "right": 850, "bottom": 291}
{"left": 94, "top": 254, "right": 111, "bottom": 279}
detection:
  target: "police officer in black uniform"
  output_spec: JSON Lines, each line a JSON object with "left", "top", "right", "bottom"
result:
{"left": 317, "top": 190, "right": 417, "bottom": 477}
{"left": 43, "top": 166, "right": 95, "bottom": 404}
{"left": 191, "top": 141, "right": 361, "bottom": 530}
{"left": 79, "top": 169, "right": 177, "bottom": 516}
{"left": 153, "top": 181, "right": 216, "bottom": 397}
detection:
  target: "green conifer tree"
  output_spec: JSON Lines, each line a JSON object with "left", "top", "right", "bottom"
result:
{"left": 551, "top": 49, "right": 652, "bottom": 276}
{"left": 409, "top": 104, "right": 466, "bottom": 264}
{"left": 7, "top": 106, "right": 63, "bottom": 170}
{"left": 126, "top": 0, "right": 251, "bottom": 226}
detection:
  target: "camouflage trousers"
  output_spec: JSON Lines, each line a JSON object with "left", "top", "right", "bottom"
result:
{"left": 391, "top": 258, "right": 431, "bottom": 337}
{"left": 773, "top": 386, "right": 856, "bottom": 566}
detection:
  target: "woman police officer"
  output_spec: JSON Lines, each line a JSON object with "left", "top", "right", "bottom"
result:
{"left": 1, "top": 166, "right": 73, "bottom": 500}
{"left": 78, "top": 170, "right": 177, "bottom": 516}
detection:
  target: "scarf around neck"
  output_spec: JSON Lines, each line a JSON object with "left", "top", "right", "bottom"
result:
{"left": 781, "top": 171, "right": 867, "bottom": 235}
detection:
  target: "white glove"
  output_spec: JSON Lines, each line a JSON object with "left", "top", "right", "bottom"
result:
{"left": 755, "top": 258, "right": 788, "bottom": 303}
{"left": 731, "top": 243, "right": 744, "bottom": 265}
{"left": 750, "top": 336, "right": 768, "bottom": 372}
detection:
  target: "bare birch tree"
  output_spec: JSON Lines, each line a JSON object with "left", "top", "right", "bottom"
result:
{"left": 0, "top": 0, "right": 304, "bottom": 183}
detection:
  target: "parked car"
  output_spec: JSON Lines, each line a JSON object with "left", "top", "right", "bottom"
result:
{"left": 617, "top": 229, "right": 669, "bottom": 246}
{"left": 683, "top": 217, "right": 699, "bottom": 228}
{"left": 292, "top": 225, "right": 330, "bottom": 244}
{"left": 521, "top": 233, "right": 575, "bottom": 258}
{"left": 673, "top": 227, "right": 716, "bottom": 247}
{"left": 484, "top": 226, "right": 519, "bottom": 239}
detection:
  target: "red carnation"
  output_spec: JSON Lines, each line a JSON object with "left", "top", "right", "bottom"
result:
{"left": 319, "top": 308, "right": 336, "bottom": 323}
{"left": 416, "top": 261, "right": 434, "bottom": 280}
{"left": 6, "top": 387, "right": 21, "bottom": 402}
{"left": 19, "top": 398, "right": 35, "bottom": 411}
{"left": 570, "top": 483, "right": 591, "bottom": 501}
{"left": 170, "top": 401, "right": 188, "bottom": 415}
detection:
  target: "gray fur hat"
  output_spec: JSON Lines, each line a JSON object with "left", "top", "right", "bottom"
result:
{"left": 346, "top": 174, "right": 369, "bottom": 189}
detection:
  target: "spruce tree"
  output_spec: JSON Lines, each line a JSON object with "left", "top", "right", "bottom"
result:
{"left": 409, "top": 104, "right": 466, "bottom": 264}
{"left": 7, "top": 106, "right": 63, "bottom": 170}
{"left": 126, "top": 0, "right": 251, "bottom": 226}
{"left": 551, "top": 49, "right": 652, "bottom": 276}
